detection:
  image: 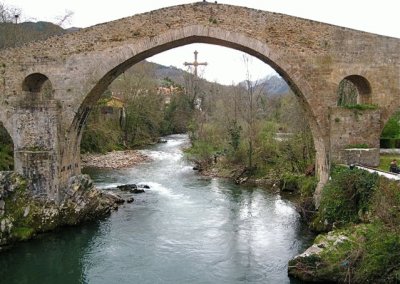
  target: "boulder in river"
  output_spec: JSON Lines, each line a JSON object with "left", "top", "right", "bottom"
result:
{"left": 138, "top": 184, "right": 150, "bottom": 189}
{"left": 117, "top": 184, "right": 137, "bottom": 191}
{"left": 117, "top": 183, "right": 148, "bottom": 193}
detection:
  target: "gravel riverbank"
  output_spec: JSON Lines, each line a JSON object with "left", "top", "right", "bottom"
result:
{"left": 81, "top": 150, "right": 150, "bottom": 169}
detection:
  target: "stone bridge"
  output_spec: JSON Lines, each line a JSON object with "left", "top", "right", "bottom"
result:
{"left": 0, "top": 2, "right": 399, "bottom": 203}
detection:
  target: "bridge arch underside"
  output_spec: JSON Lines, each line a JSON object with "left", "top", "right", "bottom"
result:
{"left": 66, "top": 27, "right": 330, "bottom": 196}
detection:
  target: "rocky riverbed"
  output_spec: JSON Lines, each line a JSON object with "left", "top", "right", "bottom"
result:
{"left": 81, "top": 150, "right": 150, "bottom": 169}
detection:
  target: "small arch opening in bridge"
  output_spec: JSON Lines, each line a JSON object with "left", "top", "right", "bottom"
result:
{"left": 22, "top": 73, "right": 53, "bottom": 101}
{"left": 337, "top": 75, "right": 372, "bottom": 106}
{"left": 0, "top": 122, "right": 14, "bottom": 171}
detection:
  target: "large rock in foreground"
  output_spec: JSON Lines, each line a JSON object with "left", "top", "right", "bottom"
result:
{"left": 288, "top": 224, "right": 400, "bottom": 283}
{"left": 0, "top": 172, "right": 121, "bottom": 250}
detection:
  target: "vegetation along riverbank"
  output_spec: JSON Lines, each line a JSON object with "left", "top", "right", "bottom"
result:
{"left": 288, "top": 166, "right": 400, "bottom": 283}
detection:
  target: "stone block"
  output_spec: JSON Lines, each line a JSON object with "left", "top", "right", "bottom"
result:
{"left": 339, "top": 148, "right": 380, "bottom": 167}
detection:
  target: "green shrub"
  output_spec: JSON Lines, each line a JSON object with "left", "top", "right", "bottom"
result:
{"left": 381, "top": 112, "right": 400, "bottom": 139}
{"left": 346, "top": 143, "right": 369, "bottom": 149}
{"left": 280, "top": 173, "right": 300, "bottom": 191}
{"left": 312, "top": 166, "right": 378, "bottom": 231}
{"left": 299, "top": 176, "right": 318, "bottom": 198}
{"left": 370, "top": 178, "right": 400, "bottom": 229}
{"left": 307, "top": 223, "right": 400, "bottom": 283}
{"left": 185, "top": 141, "right": 217, "bottom": 169}
{"left": 0, "top": 144, "right": 13, "bottom": 171}
{"left": 0, "top": 124, "right": 14, "bottom": 170}
{"left": 80, "top": 126, "right": 123, "bottom": 153}
{"left": 353, "top": 222, "right": 400, "bottom": 283}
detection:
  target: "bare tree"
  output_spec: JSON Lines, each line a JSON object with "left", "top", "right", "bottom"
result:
{"left": 56, "top": 9, "right": 74, "bottom": 28}
{"left": 241, "top": 54, "right": 265, "bottom": 169}
{"left": 0, "top": 2, "right": 21, "bottom": 23}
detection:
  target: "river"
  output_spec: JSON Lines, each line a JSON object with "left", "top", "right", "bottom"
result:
{"left": 0, "top": 134, "right": 313, "bottom": 284}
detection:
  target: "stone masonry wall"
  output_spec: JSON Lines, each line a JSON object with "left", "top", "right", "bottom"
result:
{"left": 13, "top": 100, "right": 60, "bottom": 201}
{"left": 329, "top": 107, "right": 381, "bottom": 166}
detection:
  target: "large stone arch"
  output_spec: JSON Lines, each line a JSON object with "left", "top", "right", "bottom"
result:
{"left": 62, "top": 26, "right": 329, "bottom": 198}
{"left": 0, "top": 3, "right": 398, "bottom": 202}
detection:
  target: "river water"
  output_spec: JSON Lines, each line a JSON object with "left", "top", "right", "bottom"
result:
{"left": 0, "top": 134, "right": 313, "bottom": 284}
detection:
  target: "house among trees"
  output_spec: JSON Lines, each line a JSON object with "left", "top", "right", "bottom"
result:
{"left": 101, "top": 95, "right": 125, "bottom": 113}
{"left": 99, "top": 95, "right": 126, "bottom": 127}
{"left": 157, "top": 85, "right": 181, "bottom": 104}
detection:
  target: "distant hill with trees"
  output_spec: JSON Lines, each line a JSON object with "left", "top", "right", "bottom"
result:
{"left": 0, "top": 21, "right": 66, "bottom": 49}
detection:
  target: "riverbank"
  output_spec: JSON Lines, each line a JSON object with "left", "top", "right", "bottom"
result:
{"left": 288, "top": 166, "right": 400, "bottom": 283}
{"left": 81, "top": 150, "right": 150, "bottom": 169}
{"left": 0, "top": 172, "right": 123, "bottom": 251}
{"left": 0, "top": 150, "right": 150, "bottom": 251}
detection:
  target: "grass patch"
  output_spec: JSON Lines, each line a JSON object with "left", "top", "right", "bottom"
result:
{"left": 12, "top": 227, "right": 35, "bottom": 241}
{"left": 346, "top": 143, "right": 370, "bottom": 149}
{"left": 378, "top": 154, "right": 400, "bottom": 172}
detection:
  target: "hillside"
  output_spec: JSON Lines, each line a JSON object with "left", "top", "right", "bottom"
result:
{"left": 148, "top": 60, "right": 289, "bottom": 97}
{"left": 0, "top": 21, "right": 66, "bottom": 49}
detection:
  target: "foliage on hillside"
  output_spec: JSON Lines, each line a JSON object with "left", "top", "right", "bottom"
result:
{"left": 0, "top": 21, "right": 65, "bottom": 49}
{"left": 185, "top": 70, "right": 315, "bottom": 181}
{"left": 80, "top": 62, "right": 195, "bottom": 153}
{"left": 0, "top": 2, "right": 66, "bottom": 49}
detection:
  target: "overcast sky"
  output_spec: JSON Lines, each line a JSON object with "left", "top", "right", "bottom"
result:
{"left": 4, "top": 0, "right": 399, "bottom": 85}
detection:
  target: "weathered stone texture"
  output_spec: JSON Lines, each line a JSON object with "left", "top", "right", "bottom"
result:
{"left": 0, "top": 172, "right": 122, "bottom": 249}
{"left": 0, "top": 3, "right": 398, "bottom": 200}
{"left": 339, "top": 148, "right": 380, "bottom": 167}
{"left": 329, "top": 107, "right": 382, "bottom": 166}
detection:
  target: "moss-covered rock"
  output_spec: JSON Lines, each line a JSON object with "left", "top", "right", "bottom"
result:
{"left": 0, "top": 172, "right": 122, "bottom": 251}
{"left": 289, "top": 226, "right": 360, "bottom": 282}
{"left": 289, "top": 223, "right": 400, "bottom": 283}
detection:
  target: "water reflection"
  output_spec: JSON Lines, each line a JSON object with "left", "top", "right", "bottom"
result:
{"left": 0, "top": 222, "right": 103, "bottom": 284}
{"left": 0, "top": 135, "right": 313, "bottom": 284}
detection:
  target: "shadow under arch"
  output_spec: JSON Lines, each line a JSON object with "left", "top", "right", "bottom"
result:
{"left": 69, "top": 29, "right": 329, "bottom": 201}
{"left": 337, "top": 75, "right": 372, "bottom": 105}
{"left": 22, "top": 72, "right": 54, "bottom": 101}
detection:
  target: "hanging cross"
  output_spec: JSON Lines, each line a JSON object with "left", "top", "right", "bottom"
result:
{"left": 183, "top": 50, "right": 207, "bottom": 77}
